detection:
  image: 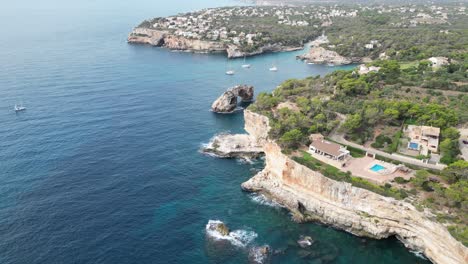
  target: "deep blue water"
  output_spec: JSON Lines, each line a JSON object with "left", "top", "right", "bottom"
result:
{"left": 0, "top": 1, "right": 431, "bottom": 263}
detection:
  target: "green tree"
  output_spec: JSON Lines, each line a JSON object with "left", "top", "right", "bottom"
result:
{"left": 412, "top": 170, "right": 429, "bottom": 189}
{"left": 442, "top": 127, "right": 461, "bottom": 141}
{"left": 380, "top": 60, "right": 401, "bottom": 82}
{"left": 442, "top": 161, "right": 468, "bottom": 184}
{"left": 279, "top": 129, "right": 304, "bottom": 148}
{"left": 342, "top": 114, "right": 362, "bottom": 132}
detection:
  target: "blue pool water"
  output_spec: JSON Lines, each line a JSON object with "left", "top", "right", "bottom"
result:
{"left": 0, "top": 1, "right": 430, "bottom": 263}
{"left": 410, "top": 142, "right": 419, "bottom": 149}
{"left": 370, "top": 164, "right": 386, "bottom": 172}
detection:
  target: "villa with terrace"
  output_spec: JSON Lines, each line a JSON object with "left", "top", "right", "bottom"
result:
{"left": 309, "top": 137, "right": 350, "bottom": 161}
{"left": 307, "top": 134, "right": 412, "bottom": 184}
{"left": 405, "top": 125, "right": 440, "bottom": 155}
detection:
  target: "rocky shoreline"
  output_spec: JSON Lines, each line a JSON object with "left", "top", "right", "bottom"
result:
{"left": 296, "top": 46, "right": 360, "bottom": 65}
{"left": 127, "top": 28, "right": 304, "bottom": 58}
{"left": 212, "top": 110, "right": 467, "bottom": 264}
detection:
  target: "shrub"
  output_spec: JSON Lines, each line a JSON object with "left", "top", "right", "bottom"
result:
{"left": 394, "top": 177, "right": 408, "bottom": 184}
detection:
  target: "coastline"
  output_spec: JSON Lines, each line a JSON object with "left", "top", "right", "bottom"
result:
{"left": 229, "top": 110, "right": 468, "bottom": 264}
{"left": 127, "top": 27, "right": 307, "bottom": 58}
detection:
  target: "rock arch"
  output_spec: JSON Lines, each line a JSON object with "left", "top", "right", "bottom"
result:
{"left": 211, "top": 85, "right": 254, "bottom": 113}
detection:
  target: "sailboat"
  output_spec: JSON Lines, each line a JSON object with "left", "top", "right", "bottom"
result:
{"left": 241, "top": 56, "right": 251, "bottom": 68}
{"left": 225, "top": 60, "right": 235, "bottom": 75}
{"left": 269, "top": 56, "right": 278, "bottom": 72}
{"left": 14, "top": 102, "right": 26, "bottom": 112}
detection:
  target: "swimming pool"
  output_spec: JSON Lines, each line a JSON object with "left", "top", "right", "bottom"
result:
{"left": 409, "top": 142, "right": 419, "bottom": 149}
{"left": 370, "top": 164, "right": 386, "bottom": 172}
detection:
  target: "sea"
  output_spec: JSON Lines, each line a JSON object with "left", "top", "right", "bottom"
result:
{"left": 0, "top": 0, "right": 431, "bottom": 263}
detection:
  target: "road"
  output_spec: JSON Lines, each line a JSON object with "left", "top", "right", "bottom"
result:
{"left": 329, "top": 113, "right": 447, "bottom": 171}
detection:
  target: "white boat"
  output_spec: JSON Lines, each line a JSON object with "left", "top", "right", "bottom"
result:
{"left": 241, "top": 56, "right": 251, "bottom": 68}
{"left": 14, "top": 104, "right": 26, "bottom": 112}
{"left": 225, "top": 70, "right": 235, "bottom": 75}
{"left": 327, "top": 63, "right": 335, "bottom": 67}
{"left": 307, "top": 62, "right": 315, "bottom": 65}
{"left": 269, "top": 66, "right": 278, "bottom": 72}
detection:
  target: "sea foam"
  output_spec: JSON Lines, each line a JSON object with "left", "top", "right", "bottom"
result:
{"left": 205, "top": 220, "right": 258, "bottom": 247}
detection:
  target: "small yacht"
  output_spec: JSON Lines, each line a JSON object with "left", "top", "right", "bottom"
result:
{"left": 307, "top": 62, "right": 315, "bottom": 65}
{"left": 269, "top": 66, "right": 278, "bottom": 72}
{"left": 225, "top": 70, "right": 235, "bottom": 75}
{"left": 327, "top": 63, "right": 335, "bottom": 67}
{"left": 14, "top": 103, "right": 26, "bottom": 112}
{"left": 241, "top": 56, "right": 251, "bottom": 68}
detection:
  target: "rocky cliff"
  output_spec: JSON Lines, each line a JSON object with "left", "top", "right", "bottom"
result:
{"left": 297, "top": 46, "right": 357, "bottom": 65}
{"left": 128, "top": 28, "right": 303, "bottom": 58}
{"left": 239, "top": 110, "right": 467, "bottom": 264}
{"left": 211, "top": 85, "right": 254, "bottom": 113}
{"left": 128, "top": 28, "right": 225, "bottom": 53}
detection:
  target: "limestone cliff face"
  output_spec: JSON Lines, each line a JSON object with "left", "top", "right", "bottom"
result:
{"left": 127, "top": 28, "right": 167, "bottom": 46}
{"left": 128, "top": 28, "right": 225, "bottom": 53}
{"left": 128, "top": 28, "right": 303, "bottom": 58}
{"left": 241, "top": 110, "right": 468, "bottom": 264}
{"left": 244, "top": 110, "right": 270, "bottom": 144}
{"left": 162, "top": 35, "right": 225, "bottom": 53}
{"left": 298, "top": 46, "right": 355, "bottom": 65}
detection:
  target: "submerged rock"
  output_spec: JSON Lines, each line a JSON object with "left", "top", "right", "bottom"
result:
{"left": 211, "top": 85, "right": 254, "bottom": 113}
{"left": 249, "top": 245, "right": 270, "bottom": 264}
{"left": 206, "top": 220, "right": 230, "bottom": 236}
{"left": 297, "top": 235, "right": 315, "bottom": 248}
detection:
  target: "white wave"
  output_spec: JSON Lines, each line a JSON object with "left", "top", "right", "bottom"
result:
{"left": 249, "top": 193, "right": 283, "bottom": 208}
{"left": 205, "top": 220, "right": 257, "bottom": 247}
{"left": 236, "top": 156, "right": 254, "bottom": 164}
{"left": 410, "top": 250, "right": 428, "bottom": 260}
{"left": 249, "top": 246, "right": 270, "bottom": 264}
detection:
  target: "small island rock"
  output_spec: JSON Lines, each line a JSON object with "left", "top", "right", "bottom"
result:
{"left": 211, "top": 85, "right": 254, "bottom": 113}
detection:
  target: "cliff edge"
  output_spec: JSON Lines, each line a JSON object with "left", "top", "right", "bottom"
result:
{"left": 240, "top": 110, "right": 468, "bottom": 264}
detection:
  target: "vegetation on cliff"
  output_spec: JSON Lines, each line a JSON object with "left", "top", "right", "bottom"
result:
{"left": 248, "top": 56, "right": 467, "bottom": 245}
{"left": 134, "top": 3, "right": 467, "bottom": 58}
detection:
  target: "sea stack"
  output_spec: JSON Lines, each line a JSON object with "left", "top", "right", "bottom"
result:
{"left": 211, "top": 85, "right": 254, "bottom": 113}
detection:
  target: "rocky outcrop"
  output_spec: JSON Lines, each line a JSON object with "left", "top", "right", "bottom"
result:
{"left": 128, "top": 28, "right": 225, "bottom": 53}
{"left": 128, "top": 28, "right": 303, "bottom": 58}
{"left": 127, "top": 28, "right": 167, "bottom": 46}
{"left": 249, "top": 245, "right": 271, "bottom": 264}
{"left": 202, "top": 133, "right": 263, "bottom": 159}
{"left": 236, "top": 110, "right": 467, "bottom": 264}
{"left": 162, "top": 34, "right": 225, "bottom": 53}
{"left": 297, "top": 46, "right": 355, "bottom": 65}
{"left": 297, "top": 235, "right": 314, "bottom": 248}
{"left": 227, "top": 44, "right": 303, "bottom": 59}
{"left": 211, "top": 85, "right": 254, "bottom": 113}
{"left": 206, "top": 220, "right": 230, "bottom": 236}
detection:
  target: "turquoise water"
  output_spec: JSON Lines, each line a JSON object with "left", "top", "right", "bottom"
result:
{"left": 0, "top": 1, "right": 430, "bottom": 263}
{"left": 370, "top": 164, "right": 386, "bottom": 172}
{"left": 410, "top": 142, "right": 419, "bottom": 150}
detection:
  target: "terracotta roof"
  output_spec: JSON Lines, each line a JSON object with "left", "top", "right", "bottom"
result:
{"left": 310, "top": 140, "right": 344, "bottom": 157}
{"left": 422, "top": 126, "right": 440, "bottom": 136}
